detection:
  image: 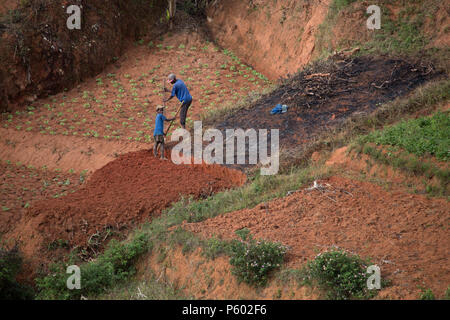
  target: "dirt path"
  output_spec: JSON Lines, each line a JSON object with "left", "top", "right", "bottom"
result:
{"left": 184, "top": 176, "right": 450, "bottom": 299}
{"left": 0, "top": 127, "right": 147, "bottom": 174}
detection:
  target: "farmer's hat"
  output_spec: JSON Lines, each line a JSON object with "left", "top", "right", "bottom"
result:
{"left": 167, "top": 73, "right": 176, "bottom": 83}
{"left": 156, "top": 105, "right": 164, "bottom": 111}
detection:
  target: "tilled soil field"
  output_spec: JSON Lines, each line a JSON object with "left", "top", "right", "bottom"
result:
{"left": 0, "top": 28, "right": 263, "bottom": 270}
{"left": 0, "top": 161, "right": 82, "bottom": 234}
{"left": 1, "top": 31, "right": 269, "bottom": 144}
{"left": 184, "top": 176, "right": 450, "bottom": 299}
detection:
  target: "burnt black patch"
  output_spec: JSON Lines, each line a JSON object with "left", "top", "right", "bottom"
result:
{"left": 210, "top": 55, "right": 441, "bottom": 168}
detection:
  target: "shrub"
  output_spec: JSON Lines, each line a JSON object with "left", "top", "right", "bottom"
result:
{"left": 202, "top": 237, "right": 230, "bottom": 260}
{"left": 0, "top": 245, "right": 34, "bottom": 300}
{"left": 228, "top": 229, "right": 287, "bottom": 287}
{"left": 419, "top": 288, "right": 435, "bottom": 300}
{"left": 36, "top": 232, "right": 150, "bottom": 299}
{"left": 305, "top": 250, "right": 374, "bottom": 300}
{"left": 362, "top": 111, "right": 450, "bottom": 161}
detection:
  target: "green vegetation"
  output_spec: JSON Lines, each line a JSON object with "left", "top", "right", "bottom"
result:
{"left": 304, "top": 250, "right": 375, "bottom": 300}
{"left": 360, "top": 111, "right": 449, "bottom": 161}
{"left": 351, "top": 110, "right": 449, "bottom": 196}
{"left": 98, "top": 272, "right": 187, "bottom": 300}
{"left": 34, "top": 164, "right": 327, "bottom": 299}
{"left": 2, "top": 1, "right": 449, "bottom": 300}
{"left": 315, "top": 0, "right": 361, "bottom": 57}
{"left": 361, "top": 2, "right": 429, "bottom": 55}
{"left": 316, "top": 0, "right": 449, "bottom": 66}
{"left": 355, "top": 142, "right": 449, "bottom": 196}
{"left": 419, "top": 288, "right": 436, "bottom": 300}
{"left": 333, "top": 0, "right": 358, "bottom": 11}
{"left": 36, "top": 232, "right": 150, "bottom": 299}
{"left": 0, "top": 245, "right": 34, "bottom": 300}
{"left": 13, "top": 75, "right": 450, "bottom": 298}
{"left": 228, "top": 229, "right": 287, "bottom": 287}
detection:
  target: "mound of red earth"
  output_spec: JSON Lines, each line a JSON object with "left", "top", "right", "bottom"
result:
{"left": 184, "top": 176, "right": 450, "bottom": 299}
{"left": 7, "top": 150, "right": 246, "bottom": 271}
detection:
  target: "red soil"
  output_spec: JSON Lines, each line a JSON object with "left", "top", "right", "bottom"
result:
{"left": 184, "top": 176, "right": 450, "bottom": 299}
{"left": 0, "top": 127, "right": 147, "bottom": 174}
{"left": 0, "top": 0, "right": 17, "bottom": 15}
{"left": 6, "top": 150, "right": 246, "bottom": 272}
{"left": 0, "top": 161, "right": 82, "bottom": 235}
{"left": 206, "top": 0, "right": 331, "bottom": 79}
{"left": 2, "top": 30, "right": 268, "bottom": 144}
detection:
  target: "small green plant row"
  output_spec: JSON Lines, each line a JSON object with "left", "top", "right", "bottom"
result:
{"left": 419, "top": 286, "right": 450, "bottom": 300}
{"left": 34, "top": 165, "right": 326, "bottom": 299}
{"left": 359, "top": 111, "right": 450, "bottom": 161}
{"left": 351, "top": 143, "right": 449, "bottom": 197}
{"left": 0, "top": 159, "right": 88, "bottom": 180}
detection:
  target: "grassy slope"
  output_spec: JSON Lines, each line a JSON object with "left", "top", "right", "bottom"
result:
{"left": 315, "top": 0, "right": 450, "bottom": 73}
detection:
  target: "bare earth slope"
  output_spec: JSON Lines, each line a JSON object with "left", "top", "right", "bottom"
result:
{"left": 185, "top": 176, "right": 450, "bottom": 299}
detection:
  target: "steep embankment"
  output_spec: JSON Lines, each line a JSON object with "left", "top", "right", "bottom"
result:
{"left": 206, "top": 0, "right": 331, "bottom": 80}
{"left": 205, "top": 0, "right": 450, "bottom": 79}
{"left": 0, "top": 0, "right": 167, "bottom": 112}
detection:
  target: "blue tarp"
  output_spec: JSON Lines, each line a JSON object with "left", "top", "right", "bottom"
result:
{"left": 271, "top": 104, "right": 288, "bottom": 114}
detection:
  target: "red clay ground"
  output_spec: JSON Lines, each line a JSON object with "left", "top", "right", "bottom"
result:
{"left": 0, "top": 0, "right": 17, "bottom": 15}
{"left": 0, "top": 160, "right": 83, "bottom": 235}
{"left": 0, "top": 127, "right": 148, "bottom": 174}
{"left": 6, "top": 150, "right": 245, "bottom": 273}
{"left": 0, "top": 28, "right": 266, "bottom": 262}
{"left": 184, "top": 176, "right": 450, "bottom": 299}
{"left": 2, "top": 30, "right": 270, "bottom": 145}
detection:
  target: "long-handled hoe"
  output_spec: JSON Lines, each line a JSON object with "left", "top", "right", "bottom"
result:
{"left": 164, "top": 101, "right": 183, "bottom": 136}
{"left": 154, "top": 80, "right": 183, "bottom": 156}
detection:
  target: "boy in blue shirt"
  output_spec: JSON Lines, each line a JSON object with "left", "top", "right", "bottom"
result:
{"left": 153, "top": 105, "right": 175, "bottom": 160}
{"left": 163, "top": 73, "right": 193, "bottom": 129}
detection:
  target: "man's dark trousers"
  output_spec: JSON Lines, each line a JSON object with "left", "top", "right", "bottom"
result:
{"left": 180, "top": 99, "right": 192, "bottom": 128}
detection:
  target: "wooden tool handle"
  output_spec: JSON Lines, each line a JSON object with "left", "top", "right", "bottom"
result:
{"left": 164, "top": 102, "right": 184, "bottom": 136}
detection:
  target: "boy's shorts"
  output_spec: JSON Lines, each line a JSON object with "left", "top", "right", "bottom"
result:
{"left": 154, "top": 135, "right": 164, "bottom": 143}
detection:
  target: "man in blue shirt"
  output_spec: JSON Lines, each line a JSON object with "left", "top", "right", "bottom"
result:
{"left": 163, "top": 73, "right": 193, "bottom": 129}
{"left": 153, "top": 105, "right": 175, "bottom": 160}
